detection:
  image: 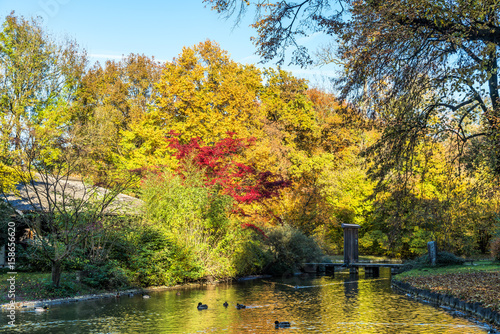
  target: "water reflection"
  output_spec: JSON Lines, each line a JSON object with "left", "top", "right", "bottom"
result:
{"left": 0, "top": 269, "right": 490, "bottom": 333}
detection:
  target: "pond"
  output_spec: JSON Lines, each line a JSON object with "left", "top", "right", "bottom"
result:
{"left": 1, "top": 269, "right": 493, "bottom": 333}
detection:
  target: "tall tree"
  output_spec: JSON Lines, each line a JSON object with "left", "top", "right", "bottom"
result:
{"left": 0, "top": 14, "right": 138, "bottom": 286}
{"left": 0, "top": 13, "right": 86, "bottom": 192}
{"left": 71, "top": 54, "right": 163, "bottom": 180}
{"left": 156, "top": 40, "right": 263, "bottom": 144}
{"left": 334, "top": 0, "right": 500, "bottom": 177}
{"left": 207, "top": 0, "right": 500, "bottom": 175}
{"left": 205, "top": 0, "right": 346, "bottom": 66}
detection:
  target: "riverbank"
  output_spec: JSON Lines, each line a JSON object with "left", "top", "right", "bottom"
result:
{"left": 0, "top": 270, "right": 272, "bottom": 310}
{"left": 392, "top": 261, "right": 500, "bottom": 328}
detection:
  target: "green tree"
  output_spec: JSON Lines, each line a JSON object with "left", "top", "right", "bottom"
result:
{"left": 0, "top": 14, "right": 86, "bottom": 192}
{"left": 0, "top": 14, "right": 138, "bottom": 286}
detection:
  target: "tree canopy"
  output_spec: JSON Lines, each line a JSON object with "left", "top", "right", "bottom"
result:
{"left": 2, "top": 10, "right": 499, "bottom": 273}
{"left": 207, "top": 0, "right": 500, "bottom": 175}
{"left": 0, "top": 14, "right": 86, "bottom": 193}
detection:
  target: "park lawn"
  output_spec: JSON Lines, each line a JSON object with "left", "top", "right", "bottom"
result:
{"left": 0, "top": 271, "right": 111, "bottom": 304}
{"left": 395, "top": 261, "right": 500, "bottom": 312}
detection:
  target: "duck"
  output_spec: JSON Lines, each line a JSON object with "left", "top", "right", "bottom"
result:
{"left": 275, "top": 321, "right": 291, "bottom": 328}
{"left": 115, "top": 292, "right": 120, "bottom": 298}
{"left": 34, "top": 306, "right": 48, "bottom": 312}
{"left": 142, "top": 293, "right": 150, "bottom": 299}
{"left": 236, "top": 303, "right": 246, "bottom": 309}
{"left": 223, "top": 301, "right": 228, "bottom": 307}
{"left": 176, "top": 291, "right": 181, "bottom": 296}
{"left": 197, "top": 302, "right": 208, "bottom": 310}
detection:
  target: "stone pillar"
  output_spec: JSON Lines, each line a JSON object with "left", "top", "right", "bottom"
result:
{"left": 427, "top": 241, "right": 437, "bottom": 266}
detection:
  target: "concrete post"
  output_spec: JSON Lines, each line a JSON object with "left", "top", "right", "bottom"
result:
{"left": 427, "top": 241, "right": 437, "bottom": 266}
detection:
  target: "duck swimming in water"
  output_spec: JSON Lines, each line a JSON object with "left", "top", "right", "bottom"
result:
{"left": 197, "top": 302, "right": 208, "bottom": 310}
{"left": 142, "top": 293, "right": 150, "bottom": 299}
{"left": 236, "top": 303, "right": 246, "bottom": 309}
{"left": 275, "top": 321, "right": 291, "bottom": 328}
{"left": 223, "top": 301, "right": 228, "bottom": 307}
{"left": 34, "top": 306, "right": 48, "bottom": 312}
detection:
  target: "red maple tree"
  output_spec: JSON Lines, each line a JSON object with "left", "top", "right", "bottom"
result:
{"left": 167, "top": 132, "right": 290, "bottom": 235}
{"left": 167, "top": 132, "right": 290, "bottom": 204}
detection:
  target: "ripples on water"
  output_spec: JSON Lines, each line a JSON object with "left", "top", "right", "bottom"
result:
{"left": 0, "top": 269, "right": 491, "bottom": 333}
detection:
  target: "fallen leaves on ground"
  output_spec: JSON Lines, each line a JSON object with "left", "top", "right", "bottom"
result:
{"left": 401, "top": 271, "right": 500, "bottom": 311}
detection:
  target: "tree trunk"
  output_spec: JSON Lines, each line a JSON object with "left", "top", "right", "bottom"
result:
{"left": 51, "top": 262, "right": 62, "bottom": 287}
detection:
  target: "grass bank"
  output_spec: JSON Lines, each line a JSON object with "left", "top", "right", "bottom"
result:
{"left": 394, "top": 261, "right": 500, "bottom": 312}
{"left": 0, "top": 270, "right": 129, "bottom": 304}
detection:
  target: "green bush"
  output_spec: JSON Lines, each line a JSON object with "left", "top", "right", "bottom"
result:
{"left": 128, "top": 225, "right": 203, "bottom": 286}
{"left": 262, "top": 224, "right": 323, "bottom": 276}
{"left": 232, "top": 235, "right": 272, "bottom": 276}
{"left": 16, "top": 242, "right": 89, "bottom": 272}
{"left": 80, "top": 261, "right": 130, "bottom": 289}
{"left": 436, "top": 251, "right": 465, "bottom": 266}
{"left": 401, "top": 250, "right": 465, "bottom": 271}
{"left": 17, "top": 244, "right": 53, "bottom": 272}
{"left": 139, "top": 167, "right": 244, "bottom": 282}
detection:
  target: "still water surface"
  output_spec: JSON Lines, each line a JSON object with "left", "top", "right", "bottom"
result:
{"left": 1, "top": 269, "right": 491, "bottom": 333}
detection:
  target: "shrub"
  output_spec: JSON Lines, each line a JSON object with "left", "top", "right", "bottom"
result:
{"left": 80, "top": 261, "right": 130, "bottom": 289}
{"left": 491, "top": 237, "right": 500, "bottom": 261}
{"left": 16, "top": 244, "right": 53, "bottom": 271}
{"left": 400, "top": 250, "right": 465, "bottom": 272}
{"left": 232, "top": 235, "right": 271, "bottom": 276}
{"left": 139, "top": 166, "right": 244, "bottom": 282}
{"left": 436, "top": 251, "right": 465, "bottom": 266}
{"left": 16, "top": 242, "right": 89, "bottom": 272}
{"left": 128, "top": 225, "right": 203, "bottom": 286}
{"left": 263, "top": 224, "right": 323, "bottom": 276}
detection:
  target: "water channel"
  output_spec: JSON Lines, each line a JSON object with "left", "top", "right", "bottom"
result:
{"left": 1, "top": 268, "right": 493, "bottom": 333}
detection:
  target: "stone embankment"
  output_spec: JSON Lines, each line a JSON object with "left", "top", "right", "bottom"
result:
{"left": 392, "top": 280, "right": 500, "bottom": 328}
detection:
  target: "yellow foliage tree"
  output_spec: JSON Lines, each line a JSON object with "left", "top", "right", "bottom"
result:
{"left": 156, "top": 40, "right": 263, "bottom": 144}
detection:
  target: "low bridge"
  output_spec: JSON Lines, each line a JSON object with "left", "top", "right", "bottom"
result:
{"left": 301, "top": 262, "right": 404, "bottom": 276}
{"left": 302, "top": 223, "right": 404, "bottom": 276}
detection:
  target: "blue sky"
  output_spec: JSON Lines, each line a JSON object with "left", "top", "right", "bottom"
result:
{"left": 0, "top": 0, "right": 337, "bottom": 90}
